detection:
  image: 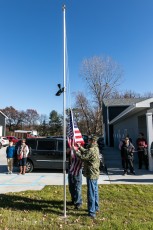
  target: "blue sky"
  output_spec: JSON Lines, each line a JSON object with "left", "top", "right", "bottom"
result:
{"left": 0, "top": 0, "right": 153, "bottom": 117}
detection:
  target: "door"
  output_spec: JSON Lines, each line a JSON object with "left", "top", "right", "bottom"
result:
{"left": 33, "top": 139, "right": 57, "bottom": 169}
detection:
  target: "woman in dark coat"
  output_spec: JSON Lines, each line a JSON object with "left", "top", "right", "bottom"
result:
{"left": 121, "top": 137, "right": 135, "bottom": 175}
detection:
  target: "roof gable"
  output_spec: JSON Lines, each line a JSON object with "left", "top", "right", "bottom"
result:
{"left": 109, "top": 98, "right": 153, "bottom": 124}
{"left": 103, "top": 98, "right": 146, "bottom": 107}
{"left": 0, "top": 111, "right": 8, "bottom": 118}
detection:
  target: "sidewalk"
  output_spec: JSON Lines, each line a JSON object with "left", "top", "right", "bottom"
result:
{"left": 102, "top": 147, "right": 153, "bottom": 184}
{"left": 0, "top": 147, "right": 109, "bottom": 194}
{"left": 0, "top": 146, "right": 153, "bottom": 194}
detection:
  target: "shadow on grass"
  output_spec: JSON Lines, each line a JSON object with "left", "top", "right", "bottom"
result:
{"left": 108, "top": 178, "right": 153, "bottom": 183}
{"left": 0, "top": 194, "right": 66, "bottom": 215}
{"left": 0, "top": 194, "right": 89, "bottom": 217}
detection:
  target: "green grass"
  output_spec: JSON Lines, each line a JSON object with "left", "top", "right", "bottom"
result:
{"left": 0, "top": 185, "right": 153, "bottom": 229}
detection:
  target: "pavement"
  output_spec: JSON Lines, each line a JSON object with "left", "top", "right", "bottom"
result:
{"left": 103, "top": 147, "right": 153, "bottom": 184}
{"left": 0, "top": 146, "right": 153, "bottom": 194}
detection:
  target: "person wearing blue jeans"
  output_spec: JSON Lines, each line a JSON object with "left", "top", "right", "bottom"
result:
{"left": 67, "top": 147, "right": 83, "bottom": 209}
{"left": 87, "top": 178, "right": 99, "bottom": 216}
{"left": 68, "top": 168, "right": 82, "bottom": 209}
{"left": 74, "top": 135, "right": 100, "bottom": 218}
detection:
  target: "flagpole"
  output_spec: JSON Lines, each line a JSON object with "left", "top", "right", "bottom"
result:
{"left": 62, "top": 4, "right": 67, "bottom": 218}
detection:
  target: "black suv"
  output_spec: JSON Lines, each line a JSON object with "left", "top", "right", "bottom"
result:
{"left": 14, "top": 137, "right": 69, "bottom": 173}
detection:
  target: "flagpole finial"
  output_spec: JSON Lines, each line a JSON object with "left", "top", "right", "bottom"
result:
{"left": 62, "top": 4, "right": 66, "bottom": 11}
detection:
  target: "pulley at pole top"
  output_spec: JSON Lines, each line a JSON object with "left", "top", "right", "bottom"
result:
{"left": 62, "top": 4, "right": 66, "bottom": 11}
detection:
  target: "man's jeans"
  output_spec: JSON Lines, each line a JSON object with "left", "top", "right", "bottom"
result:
{"left": 68, "top": 169, "right": 82, "bottom": 206}
{"left": 87, "top": 178, "right": 99, "bottom": 217}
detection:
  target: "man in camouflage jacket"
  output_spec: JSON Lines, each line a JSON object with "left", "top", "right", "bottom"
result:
{"left": 74, "top": 135, "right": 100, "bottom": 218}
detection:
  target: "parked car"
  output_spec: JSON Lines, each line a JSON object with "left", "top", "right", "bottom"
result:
{"left": 14, "top": 137, "right": 69, "bottom": 173}
{"left": 0, "top": 136, "right": 9, "bottom": 148}
{"left": 6, "top": 136, "right": 19, "bottom": 145}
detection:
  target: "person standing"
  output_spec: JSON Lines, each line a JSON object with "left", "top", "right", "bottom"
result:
{"left": 67, "top": 147, "right": 83, "bottom": 209}
{"left": 121, "top": 137, "right": 135, "bottom": 175}
{"left": 136, "top": 132, "right": 148, "bottom": 169}
{"left": 6, "top": 140, "right": 15, "bottom": 174}
{"left": 119, "top": 138, "right": 125, "bottom": 168}
{"left": 17, "top": 139, "right": 29, "bottom": 175}
{"left": 74, "top": 135, "right": 100, "bottom": 218}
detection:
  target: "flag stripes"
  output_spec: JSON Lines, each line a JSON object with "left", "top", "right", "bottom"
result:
{"left": 67, "top": 109, "right": 84, "bottom": 176}
{"left": 67, "top": 109, "right": 84, "bottom": 147}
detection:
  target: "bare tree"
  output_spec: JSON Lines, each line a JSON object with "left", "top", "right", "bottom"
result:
{"left": 74, "top": 92, "right": 100, "bottom": 134}
{"left": 16, "top": 110, "right": 27, "bottom": 129}
{"left": 1, "top": 107, "right": 40, "bottom": 131}
{"left": 79, "top": 56, "right": 123, "bottom": 135}
{"left": 142, "top": 92, "right": 153, "bottom": 98}
{"left": 39, "top": 114, "right": 49, "bottom": 125}
{"left": 1, "top": 106, "right": 20, "bottom": 131}
{"left": 25, "top": 109, "right": 40, "bottom": 129}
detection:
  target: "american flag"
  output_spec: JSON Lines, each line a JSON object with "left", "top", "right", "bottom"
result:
{"left": 67, "top": 109, "right": 84, "bottom": 176}
{"left": 67, "top": 109, "right": 84, "bottom": 148}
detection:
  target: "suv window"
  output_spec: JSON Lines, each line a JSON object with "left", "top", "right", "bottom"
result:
{"left": 26, "top": 139, "right": 37, "bottom": 149}
{"left": 58, "top": 140, "right": 63, "bottom": 151}
{"left": 57, "top": 140, "right": 69, "bottom": 151}
{"left": 37, "top": 140, "right": 56, "bottom": 150}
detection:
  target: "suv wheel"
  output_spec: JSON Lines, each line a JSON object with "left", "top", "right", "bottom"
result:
{"left": 26, "top": 160, "right": 34, "bottom": 173}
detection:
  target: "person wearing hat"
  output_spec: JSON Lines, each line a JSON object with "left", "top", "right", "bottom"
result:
{"left": 121, "top": 136, "right": 135, "bottom": 175}
{"left": 73, "top": 135, "right": 100, "bottom": 218}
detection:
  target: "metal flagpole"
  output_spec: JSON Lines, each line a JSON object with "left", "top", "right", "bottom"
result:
{"left": 62, "top": 4, "right": 67, "bottom": 218}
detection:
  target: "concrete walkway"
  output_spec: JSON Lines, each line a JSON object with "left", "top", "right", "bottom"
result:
{"left": 0, "top": 146, "right": 153, "bottom": 194}
{"left": 103, "top": 147, "right": 153, "bottom": 184}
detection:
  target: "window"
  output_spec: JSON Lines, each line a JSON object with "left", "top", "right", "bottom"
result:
{"left": 37, "top": 140, "right": 56, "bottom": 150}
{"left": 58, "top": 141, "right": 63, "bottom": 151}
{"left": 26, "top": 139, "right": 36, "bottom": 149}
{"left": 57, "top": 140, "right": 69, "bottom": 151}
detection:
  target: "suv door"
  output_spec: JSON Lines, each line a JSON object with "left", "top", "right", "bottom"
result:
{"left": 31, "top": 139, "right": 56, "bottom": 169}
{"left": 25, "top": 139, "right": 37, "bottom": 172}
{"left": 57, "top": 140, "right": 69, "bottom": 169}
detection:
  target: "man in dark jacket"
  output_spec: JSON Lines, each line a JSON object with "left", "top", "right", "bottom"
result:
{"left": 121, "top": 137, "right": 135, "bottom": 175}
{"left": 74, "top": 135, "right": 100, "bottom": 218}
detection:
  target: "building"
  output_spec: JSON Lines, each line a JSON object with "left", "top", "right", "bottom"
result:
{"left": 0, "top": 111, "right": 8, "bottom": 136}
{"left": 103, "top": 98, "right": 153, "bottom": 171}
{"left": 103, "top": 98, "right": 145, "bottom": 146}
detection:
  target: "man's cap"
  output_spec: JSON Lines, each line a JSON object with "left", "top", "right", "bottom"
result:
{"left": 88, "top": 135, "right": 98, "bottom": 142}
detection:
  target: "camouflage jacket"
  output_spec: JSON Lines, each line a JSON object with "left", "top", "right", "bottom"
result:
{"left": 75, "top": 143, "right": 100, "bottom": 179}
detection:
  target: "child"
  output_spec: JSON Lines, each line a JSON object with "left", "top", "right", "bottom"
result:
{"left": 6, "top": 140, "right": 15, "bottom": 174}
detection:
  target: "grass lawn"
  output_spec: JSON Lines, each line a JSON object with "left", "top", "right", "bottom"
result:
{"left": 0, "top": 185, "right": 153, "bottom": 229}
